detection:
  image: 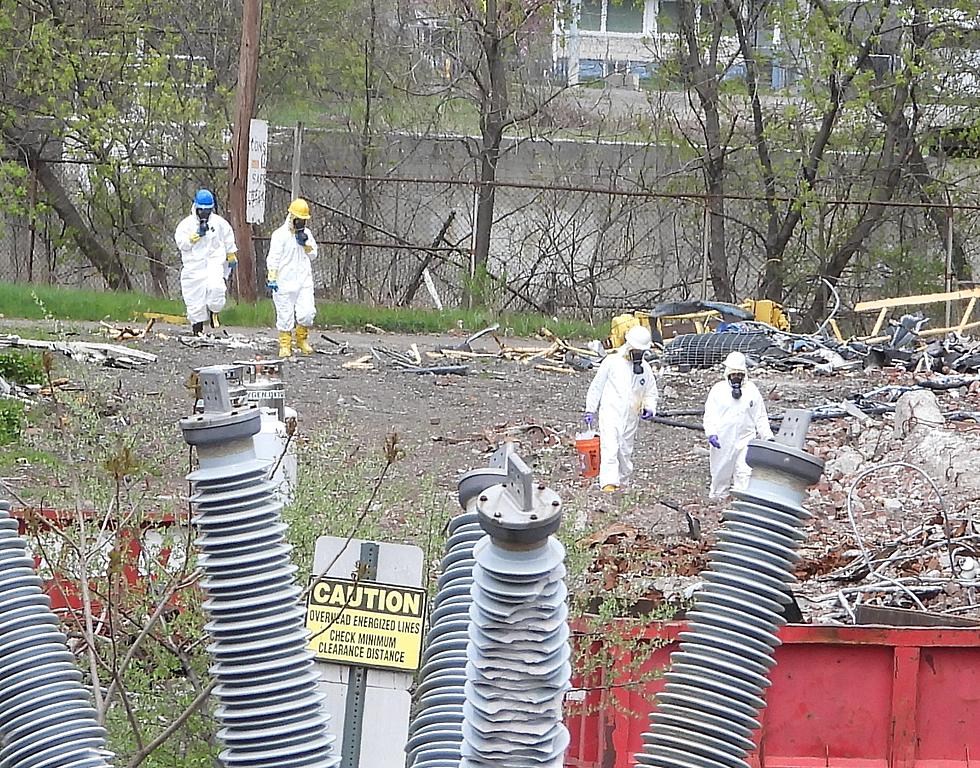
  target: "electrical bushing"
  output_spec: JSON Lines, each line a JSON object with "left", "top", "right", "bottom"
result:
{"left": 181, "top": 368, "right": 338, "bottom": 768}
{"left": 634, "top": 410, "right": 824, "bottom": 768}
{"left": 461, "top": 449, "right": 571, "bottom": 768}
{"left": 0, "top": 500, "right": 112, "bottom": 768}
{"left": 406, "top": 444, "right": 515, "bottom": 768}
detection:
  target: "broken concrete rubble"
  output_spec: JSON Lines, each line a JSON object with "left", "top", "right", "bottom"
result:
{"left": 892, "top": 389, "right": 980, "bottom": 492}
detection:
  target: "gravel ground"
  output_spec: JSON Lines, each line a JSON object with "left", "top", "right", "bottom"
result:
{"left": 5, "top": 318, "right": 978, "bottom": 621}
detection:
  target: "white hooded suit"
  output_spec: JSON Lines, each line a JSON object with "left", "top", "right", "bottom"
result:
{"left": 703, "top": 365, "right": 773, "bottom": 498}
{"left": 585, "top": 344, "right": 659, "bottom": 488}
{"left": 174, "top": 210, "right": 237, "bottom": 324}
{"left": 267, "top": 214, "right": 318, "bottom": 332}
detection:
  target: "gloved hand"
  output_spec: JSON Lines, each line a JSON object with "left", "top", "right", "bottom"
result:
{"left": 640, "top": 409, "right": 654, "bottom": 421}
{"left": 189, "top": 233, "right": 201, "bottom": 244}
{"left": 304, "top": 244, "right": 313, "bottom": 255}
{"left": 708, "top": 434, "right": 721, "bottom": 449}
{"left": 266, "top": 270, "right": 278, "bottom": 293}
{"left": 226, "top": 253, "right": 238, "bottom": 273}
{"left": 583, "top": 412, "right": 596, "bottom": 427}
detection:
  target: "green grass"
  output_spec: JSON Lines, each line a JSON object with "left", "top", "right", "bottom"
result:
{"left": 0, "top": 401, "right": 25, "bottom": 445}
{"left": 0, "top": 351, "right": 45, "bottom": 385}
{"left": 0, "top": 283, "right": 598, "bottom": 339}
{"left": 0, "top": 445, "right": 60, "bottom": 469}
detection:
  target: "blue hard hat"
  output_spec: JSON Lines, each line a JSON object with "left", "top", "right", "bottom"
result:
{"left": 194, "top": 189, "right": 215, "bottom": 208}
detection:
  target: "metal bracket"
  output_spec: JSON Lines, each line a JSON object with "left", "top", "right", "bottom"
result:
{"left": 774, "top": 409, "right": 813, "bottom": 450}
{"left": 501, "top": 450, "right": 534, "bottom": 513}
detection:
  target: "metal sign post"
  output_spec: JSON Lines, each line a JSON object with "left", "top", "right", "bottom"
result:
{"left": 340, "top": 543, "right": 378, "bottom": 768}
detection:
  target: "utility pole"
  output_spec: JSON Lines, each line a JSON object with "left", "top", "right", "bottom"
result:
{"left": 228, "top": 0, "right": 262, "bottom": 302}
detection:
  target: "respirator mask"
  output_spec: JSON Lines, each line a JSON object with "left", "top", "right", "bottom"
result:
{"left": 630, "top": 349, "right": 644, "bottom": 375}
{"left": 728, "top": 371, "right": 745, "bottom": 399}
{"left": 196, "top": 207, "right": 211, "bottom": 235}
{"left": 293, "top": 218, "right": 308, "bottom": 245}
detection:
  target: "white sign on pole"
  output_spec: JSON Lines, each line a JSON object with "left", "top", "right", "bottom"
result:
{"left": 310, "top": 536, "right": 424, "bottom": 768}
{"left": 245, "top": 118, "right": 268, "bottom": 224}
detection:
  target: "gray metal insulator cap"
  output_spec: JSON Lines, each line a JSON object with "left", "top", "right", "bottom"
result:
{"left": 473, "top": 449, "right": 561, "bottom": 547}
{"left": 181, "top": 366, "right": 260, "bottom": 446}
{"left": 745, "top": 409, "right": 824, "bottom": 486}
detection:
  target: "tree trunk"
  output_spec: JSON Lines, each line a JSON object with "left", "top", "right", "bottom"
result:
{"left": 803, "top": 83, "right": 911, "bottom": 327}
{"left": 704, "top": 112, "right": 731, "bottom": 302}
{"left": 127, "top": 195, "right": 169, "bottom": 296}
{"left": 903, "top": 133, "right": 973, "bottom": 283}
{"left": 29, "top": 151, "right": 133, "bottom": 290}
{"left": 471, "top": 135, "right": 500, "bottom": 304}
{"left": 467, "top": 0, "right": 509, "bottom": 308}
{"left": 227, "top": 0, "right": 261, "bottom": 302}
{"left": 679, "top": 0, "right": 731, "bottom": 302}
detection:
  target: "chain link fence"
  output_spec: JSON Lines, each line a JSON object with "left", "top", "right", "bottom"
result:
{"left": 2, "top": 126, "right": 979, "bottom": 323}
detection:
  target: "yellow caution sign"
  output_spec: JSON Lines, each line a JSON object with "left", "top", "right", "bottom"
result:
{"left": 305, "top": 576, "right": 427, "bottom": 671}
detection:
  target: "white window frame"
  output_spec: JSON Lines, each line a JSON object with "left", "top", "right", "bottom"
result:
{"left": 577, "top": 0, "right": 655, "bottom": 36}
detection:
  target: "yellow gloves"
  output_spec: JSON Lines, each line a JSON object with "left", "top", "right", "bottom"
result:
{"left": 303, "top": 244, "right": 313, "bottom": 255}
{"left": 189, "top": 233, "right": 201, "bottom": 244}
{"left": 226, "top": 253, "right": 238, "bottom": 264}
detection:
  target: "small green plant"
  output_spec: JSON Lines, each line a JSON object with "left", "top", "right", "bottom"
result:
{"left": 0, "top": 351, "right": 45, "bottom": 385}
{"left": 0, "top": 400, "right": 25, "bottom": 445}
{"left": 30, "top": 290, "right": 56, "bottom": 322}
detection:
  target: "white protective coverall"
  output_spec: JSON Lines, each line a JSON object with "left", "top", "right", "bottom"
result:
{"left": 267, "top": 214, "right": 318, "bottom": 332}
{"left": 585, "top": 342, "right": 659, "bottom": 488}
{"left": 175, "top": 210, "right": 237, "bottom": 324}
{"left": 702, "top": 365, "right": 774, "bottom": 499}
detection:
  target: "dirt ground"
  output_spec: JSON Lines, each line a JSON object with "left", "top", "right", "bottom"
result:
{"left": 5, "top": 318, "right": 979, "bottom": 622}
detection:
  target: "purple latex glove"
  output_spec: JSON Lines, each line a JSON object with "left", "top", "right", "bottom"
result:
{"left": 708, "top": 434, "right": 721, "bottom": 449}
{"left": 583, "top": 412, "right": 596, "bottom": 427}
{"left": 640, "top": 409, "right": 654, "bottom": 421}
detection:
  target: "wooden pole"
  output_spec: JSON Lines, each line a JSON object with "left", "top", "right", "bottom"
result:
{"left": 228, "top": 0, "right": 262, "bottom": 302}
{"left": 291, "top": 122, "right": 303, "bottom": 199}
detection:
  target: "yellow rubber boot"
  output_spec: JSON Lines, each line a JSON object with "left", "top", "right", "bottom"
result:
{"left": 295, "top": 325, "right": 314, "bottom": 355}
{"left": 278, "top": 331, "right": 292, "bottom": 358}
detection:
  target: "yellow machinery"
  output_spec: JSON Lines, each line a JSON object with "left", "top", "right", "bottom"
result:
{"left": 606, "top": 299, "right": 791, "bottom": 349}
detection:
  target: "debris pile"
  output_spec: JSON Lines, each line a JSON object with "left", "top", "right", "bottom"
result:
{"left": 576, "top": 523, "right": 709, "bottom": 616}
{"left": 339, "top": 326, "right": 601, "bottom": 376}
{"left": 431, "top": 422, "right": 564, "bottom": 453}
{"left": 806, "top": 511, "right": 980, "bottom": 625}
{"left": 0, "top": 334, "right": 157, "bottom": 369}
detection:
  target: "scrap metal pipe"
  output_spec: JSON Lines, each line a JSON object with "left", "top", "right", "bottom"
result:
{"left": 461, "top": 449, "right": 571, "bottom": 768}
{"left": 181, "top": 368, "right": 338, "bottom": 768}
{"left": 634, "top": 410, "right": 824, "bottom": 768}
{"left": 0, "top": 500, "right": 112, "bottom": 768}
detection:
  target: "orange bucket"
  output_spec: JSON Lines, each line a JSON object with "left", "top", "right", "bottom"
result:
{"left": 575, "top": 432, "right": 601, "bottom": 479}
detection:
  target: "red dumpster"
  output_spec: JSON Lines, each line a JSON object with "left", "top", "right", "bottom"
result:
{"left": 565, "top": 621, "right": 980, "bottom": 768}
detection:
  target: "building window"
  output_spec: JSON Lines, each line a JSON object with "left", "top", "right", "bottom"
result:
{"left": 580, "top": 0, "right": 603, "bottom": 30}
{"left": 657, "top": 0, "right": 680, "bottom": 32}
{"left": 579, "top": 0, "right": 645, "bottom": 33}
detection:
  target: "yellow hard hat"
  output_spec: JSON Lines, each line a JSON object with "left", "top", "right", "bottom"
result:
{"left": 288, "top": 198, "right": 311, "bottom": 219}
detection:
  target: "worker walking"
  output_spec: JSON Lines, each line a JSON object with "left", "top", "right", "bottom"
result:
{"left": 584, "top": 325, "right": 659, "bottom": 492}
{"left": 267, "top": 198, "right": 318, "bottom": 358}
{"left": 703, "top": 351, "right": 774, "bottom": 499}
{"left": 174, "top": 189, "right": 238, "bottom": 335}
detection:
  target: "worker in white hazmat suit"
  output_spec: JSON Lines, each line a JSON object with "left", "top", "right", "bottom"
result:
{"left": 266, "top": 198, "right": 318, "bottom": 358}
{"left": 174, "top": 189, "right": 238, "bottom": 335}
{"left": 584, "top": 325, "right": 659, "bottom": 492}
{"left": 703, "top": 351, "right": 774, "bottom": 499}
